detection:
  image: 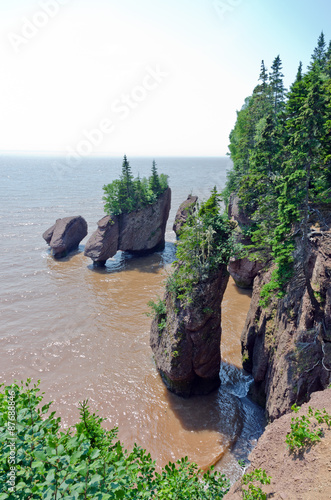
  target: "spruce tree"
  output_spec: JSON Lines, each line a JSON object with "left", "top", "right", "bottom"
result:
{"left": 269, "top": 55, "right": 286, "bottom": 116}
{"left": 119, "top": 155, "right": 134, "bottom": 212}
{"left": 259, "top": 60, "right": 268, "bottom": 91}
{"left": 325, "top": 40, "right": 331, "bottom": 77}
{"left": 149, "top": 160, "right": 161, "bottom": 197}
{"left": 311, "top": 31, "right": 326, "bottom": 69}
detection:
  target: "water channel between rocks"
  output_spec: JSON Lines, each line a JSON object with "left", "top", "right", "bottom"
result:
{"left": 0, "top": 155, "right": 265, "bottom": 482}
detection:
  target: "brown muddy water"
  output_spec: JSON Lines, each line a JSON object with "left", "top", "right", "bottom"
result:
{"left": 0, "top": 155, "right": 265, "bottom": 481}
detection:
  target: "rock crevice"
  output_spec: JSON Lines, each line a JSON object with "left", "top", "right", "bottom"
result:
{"left": 227, "top": 194, "right": 265, "bottom": 289}
{"left": 241, "top": 228, "right": 331, "bottom": 420}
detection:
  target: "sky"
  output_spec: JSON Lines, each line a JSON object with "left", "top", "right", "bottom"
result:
{"left": 0, "top": 0, "right": 330, "bottom": 157}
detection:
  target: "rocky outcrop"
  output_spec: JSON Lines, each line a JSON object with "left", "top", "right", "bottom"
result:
{"left": 228, "top": 193, "right": 251, "bottom": 226}
{"left": 227, "top": 194, "right": 265, "bottom": 288}
{"left": 228, "top": 244, "right": 264, "bottom": 289}
{"left": 43, "top": 216, "right": 88, "bottom": 258}
{"left": 241, "top": 229, "right": 331, "bottom": 420}
{"left": 84, "top": 187, "right": 171, "bottom": 265}
{"left": 150, "top": 266, "right": 229, "bottom": 397}
{"left": 226, "top": 388, "right": 331, "bottom": 499}
{"left": 173, "top": 195, "right": 198, "bottom": 236}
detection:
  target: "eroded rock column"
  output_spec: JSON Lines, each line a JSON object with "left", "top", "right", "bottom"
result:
{"left": 150, "top": 265, "right": 229, "bottom": 397}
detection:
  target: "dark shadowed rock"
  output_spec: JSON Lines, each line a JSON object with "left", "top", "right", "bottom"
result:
{"left": 150, "top": 265, "right": 229, "bottom": 397}
{"left": 227, "top": 194, "right": 265, "bottom": 288}
{"left": 241, "top": 228, "right": 331, "bottom": 420}
{"left": 85, "top": 187, "right": 171, "bottom": 264}
{"left": 228, "top": 251, "right": 264, "bottom": 289}
{"left": 173, "top": 195, "right": 198, "bottom": 236}
{"left": 43, "top": 216, "right": 88, "bottom": 259}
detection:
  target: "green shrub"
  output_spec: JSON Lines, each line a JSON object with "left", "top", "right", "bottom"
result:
{"left": 0, "top": 380, "right": 230, "bottom": 499}
{"left": 285, "top": 404, "right": 331, "bottom": 452}
{"left": 241, "top": 468, "right": 271, "bottom": 500}
{"left": 166, "top": 188, "right": 235, "bottom": 305}
{"left": 147, "top": 298, "right": 167, "bottom": 332}
{"left": 103, "top": 157, "right": 168, "bottom": 216}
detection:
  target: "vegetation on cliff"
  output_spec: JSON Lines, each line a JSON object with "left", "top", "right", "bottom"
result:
{"left": 0, "top": 380, "right": 230, "bottom": 499}
{"left": 224, "top": 32, "right": 331, "bottom": 306}
{"left": 103, "top": 156, "right": 168, "bottom": 216}
{"left": 165, "top": 188, "right": 235, "bottom": 305}
{"left": 149, "top": 189, "right": 235, "bottom": 397}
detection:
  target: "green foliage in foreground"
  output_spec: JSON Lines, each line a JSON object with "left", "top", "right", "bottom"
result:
{"left": 241, "top": 468, "right": 271, "bottom": 500}
{"left": 103, "top": 156, "right": 168, "bottom": 216}
{"left": 0, "top": 380, "right": 230, "bottom": 499}
{"left": 285, "top": 404, "right": 331, "bottom": 452}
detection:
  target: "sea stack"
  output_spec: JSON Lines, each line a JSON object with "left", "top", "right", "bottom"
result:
{"left": 85, "top": 187, "right": 171, "bottom": 265}
{"left": 43, "top": 216, "right": 88, "bottom": 259}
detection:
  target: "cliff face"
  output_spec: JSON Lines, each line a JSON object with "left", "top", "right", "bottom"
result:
{"left": 227, "top": 195, "right": 264, "bottom": 289}
{"left": 150, "top": 265, "right": 229, "bottom": 397}
{"left": 242, "top": 229, "right": 331, "bottom": 420}
{"left": 85, "top": 187, "right": 171, "bottom": 264}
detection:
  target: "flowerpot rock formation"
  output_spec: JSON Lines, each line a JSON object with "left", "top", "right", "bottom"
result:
{"left": 150, "top": 265, "right": 229, "bottom": 397}
{"left": 84, "top": 187, "right": 171, "bottom": 265}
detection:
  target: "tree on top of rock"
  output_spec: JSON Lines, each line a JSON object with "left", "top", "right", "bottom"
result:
{"left": 103, "top": 156, "right": 168, "bottom": 216}
{"left": 149, "top": 160, "right": 162, "bottom": 198}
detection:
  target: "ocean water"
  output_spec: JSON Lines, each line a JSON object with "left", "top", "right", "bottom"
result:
{"left": 0, "top": 154, "right": 264, "bottom": 480}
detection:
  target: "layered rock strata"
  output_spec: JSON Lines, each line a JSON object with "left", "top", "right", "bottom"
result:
{"left": 242, "top": 228, "right": 331, "bottom": 420}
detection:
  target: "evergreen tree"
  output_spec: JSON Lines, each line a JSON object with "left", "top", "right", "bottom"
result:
{"left": 325, "top": 40, "right": 331, "bottom": 77}
{"left": 259, "top": 60, "right": 268, "bottom": 91}
{"left": 134, "top": 174, "right": 147, "bottom": 210}
{"left": 296, "top": 61, "right": 303, "bottom": 82}
{"left": 103, "top": 157, "right": 168, "bottom": 216}
{"left": 269, "top": 55, "right": 286, "bottom": 116}
{"left": 225, "top": 35, "right": 331, "bottom": 307}
{"left": 286, "top": 63, "right": 308, "bottom": 125}
{"left": 311, "top": 31, "right": 326, "bottom": 68}
{"left": 149, "top": 160, "right": 161, "bottom": 198}
{"left": 121, "top": 155, "right": 133, "bottom": 196}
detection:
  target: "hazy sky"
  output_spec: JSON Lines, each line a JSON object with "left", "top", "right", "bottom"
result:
{"left": 1, "top": 0, "right": 330, "bottom": 156}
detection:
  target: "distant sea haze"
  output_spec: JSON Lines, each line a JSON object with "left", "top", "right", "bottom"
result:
{"left": 0, "top": 155, "right": 264, "bottom": 480}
